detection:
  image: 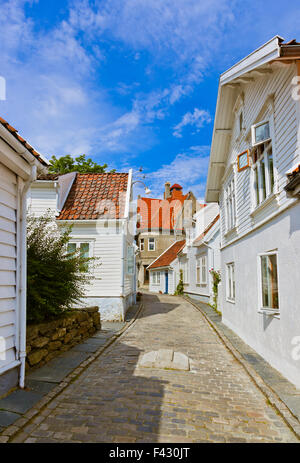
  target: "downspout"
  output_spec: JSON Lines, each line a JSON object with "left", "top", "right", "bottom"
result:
{"left": 19, "top": 164, "right": 37, "bottom": 388}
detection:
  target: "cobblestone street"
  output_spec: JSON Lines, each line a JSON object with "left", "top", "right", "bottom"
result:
{"left": 12, "top": 294, "right": 298, "bottom": 443}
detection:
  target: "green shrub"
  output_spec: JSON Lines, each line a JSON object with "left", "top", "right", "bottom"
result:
{"left": 209, "top": 268, "right": 221, "bottom": 311}
{"left": 27, "top": 213, "right": 95, "bottom": 323}
{"left": 175, "top": 269, "right": 184, "bottom": 295}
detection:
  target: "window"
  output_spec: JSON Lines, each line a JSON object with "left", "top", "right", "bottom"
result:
{"left": 225, "top": 178, "right": 236, "bottom": 232}
{"left": 67, "top": 241, "right": 91, "bottom": 272}
{"left": 226, "top": 263, "right": 235, "bottom": 302}
{"left": 251, "top": 121, "right": 270, "bottom": 146}
{"left": 239, "top": 111, "right": 243, "bottom": 134}
{"left": 127, "top": 246, "right": 134, "bottom": 275}
{"left": 259, "top": 253, "right": 279, "bottom": 313}
{"left": 152, "top": 271, "right": 160, "bottom": 285}
{"left": 148, "top": 238, "right": 155, "bottom": 251}
{"left": 252, "top": 139, "right": 275, "bottom": 207}
{"left": 181, "top": 260, "right": 189, "bottom": 284}
{"left": 140, "top": 238, "right": 144, "bottom": 251}
{"left": 196, "top": 256, "right": 207, "bottom": 284}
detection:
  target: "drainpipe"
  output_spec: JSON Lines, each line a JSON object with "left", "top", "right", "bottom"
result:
{"left": 19, "top": 164, "right": 37, "bottom": 388}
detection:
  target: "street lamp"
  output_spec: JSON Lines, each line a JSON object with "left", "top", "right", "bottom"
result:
{"left": 132, "top": 180, "right": 151, "bottom": 195}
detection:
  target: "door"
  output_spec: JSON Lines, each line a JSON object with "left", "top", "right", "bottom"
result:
{"left": 165, "top": 271, "right": 168, "bottom": 294}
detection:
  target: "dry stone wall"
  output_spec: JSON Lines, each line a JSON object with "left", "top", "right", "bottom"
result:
{"left": 26, "top": 307, "right": 101, "bottom": 370}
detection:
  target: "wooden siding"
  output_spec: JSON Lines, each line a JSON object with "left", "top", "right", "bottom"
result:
{"left": 0, "top": 162, "right": 17, "bottom": 370}
{"left": 220, "top": 64, "right": 299, "bottom": 246}
{"left": 28, "top": 184, "right": 57, "bottom": 216}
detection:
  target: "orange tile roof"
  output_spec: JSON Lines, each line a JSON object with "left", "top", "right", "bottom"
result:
{"left": 57, "top": 172, "right": 129, "bottom": 220}
{"left": 137, "top": 189, "right": 190, "bottom": 231}
{"left": 148, "top": 240, "right": 186, "bottom": 269}
{"left": 193, "top": 214, "right": 220, "bottom": 244}
{"left": 0, "top": 116, "right": 48, "bottom": 166}
{"left": 288, "top": 164, "right": 300, "bottom": 176}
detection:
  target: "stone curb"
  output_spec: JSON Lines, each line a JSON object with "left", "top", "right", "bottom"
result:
{"left": 0, "top": 302, "right": 144, "bottom": 443}
{"left": 184, "top": 296, "right": 300, "bottom": 440}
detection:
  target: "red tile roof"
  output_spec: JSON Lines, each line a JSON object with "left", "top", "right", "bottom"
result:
{"left": 170, "top": 183, "right": 182, "bottom": 190}
{"left": 0, "top": 116, "right": 48, "bottom": 166}
{"left": 148, "top": 240, "right": 186, "bottom": 270}
{"left": 193, "top": 214, "right": 220, "bottom": 244}
{"left": 288, "top": 164, "right": 300, "bottom": 176}
{"left": 57, "top": 173, "right": 129, "bottom": 220}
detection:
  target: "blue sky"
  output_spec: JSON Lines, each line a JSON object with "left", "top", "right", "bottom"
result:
{"left": 0, "top": 0, "right": 299, "bottom": 199}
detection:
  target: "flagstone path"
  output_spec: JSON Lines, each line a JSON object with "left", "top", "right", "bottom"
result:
{"left": 10, "top": 293, "right": 298, "bottom": 443}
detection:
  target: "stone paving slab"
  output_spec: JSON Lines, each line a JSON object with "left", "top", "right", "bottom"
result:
{"left": 9, "top": 293, "right": 298, "bottom": 443}
{"left": 0, "top": 389, "right": 43, "bottom": 415}
{"left": 101, "top": 321, "right": 126, "bottom": 333}
{"left": 0, "top": 411, "right": 21, "bottom": 427}
{"left": 27, "top": 351, "right": 91, "bottom": 383}
{"left": 26, "top": 380, "right": 57, "bottom": 395}
{"left": 187, "top": 296, "right": 300, "bottom": 424}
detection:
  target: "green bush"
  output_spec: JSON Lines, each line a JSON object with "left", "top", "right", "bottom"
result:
{"left": 27, "top": 213, "right": 95, "bottom": 323}
{"left": 175, "top": 269, "right": 184, "bottom": 295}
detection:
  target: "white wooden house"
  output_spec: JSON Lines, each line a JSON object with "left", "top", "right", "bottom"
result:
{"left": 206, "top": 36, "right": 300, "bottom": 387}
{"left": 0, "top": 116, "right": 48, "bottom": 395}
{"left": 178, "top": 203, "right": 221, "bottom": 306}
{"left": 148, "top": 240, "right": 186, "bottom": 294}
{"left": 28, "top": 170, "right": 136, "bottom": 321}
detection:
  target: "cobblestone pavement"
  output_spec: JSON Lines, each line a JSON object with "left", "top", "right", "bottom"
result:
{"left": 12, "top": 294, "right": 298, "bottom": 443}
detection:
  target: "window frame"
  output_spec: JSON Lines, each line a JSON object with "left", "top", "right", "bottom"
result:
{"left": 66, "top": 239, "right": 94, "bottom": 272}
{"left": 224, "top": 176, "right": 237, "bottom": 233}
{"left": 148, "top": 237, "right": 155, "bottom": 251}
{"left": 196, "top": 255, "right": 207, "bottom": 285}
{"left": 126, "top": 245, "right": 134, "bottom": 275}
{"left": 152, "top": 271, "right": 160, "bottom": 286}
{"left": 257, "top": 251, "right": 280, "bottom": 315}
{"left": 226, "top": 262, "right": 235, "bottom": 303}
{"left": 251, "top": 120, "right": 271, "bottom": 147}
{"left": 251, "top": 139, "right": 275, "bottom": 208}
{"left": 140, "top": 238, "right": 144, "bottom": 251}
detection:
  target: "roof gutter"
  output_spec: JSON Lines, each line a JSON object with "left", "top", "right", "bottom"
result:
{"left": 0, "top": 124, "right": 48, "bottom": 175}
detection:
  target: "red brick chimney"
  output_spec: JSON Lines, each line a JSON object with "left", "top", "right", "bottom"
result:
{"left": 164, "top": 182, "right": 171, "bottom": 199}
{"left": 170, "top": 183, "right": 183, "bottom": 200}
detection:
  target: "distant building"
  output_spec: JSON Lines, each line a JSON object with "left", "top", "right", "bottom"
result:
{"left": 136, "top": 182, "right": 200, "bottom": 288}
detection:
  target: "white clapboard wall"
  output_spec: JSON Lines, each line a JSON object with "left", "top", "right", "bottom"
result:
{"left": 0, "top": 162, "right": 17, "bottom": 371}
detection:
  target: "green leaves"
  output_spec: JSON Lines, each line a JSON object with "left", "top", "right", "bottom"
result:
{"left": 48, "top": 154, "right": 116, "bottom": 174}
{"left": 175, "top": 269, "right": 184, "bottom": 295}
{"left": 27, "top": 212, "right": 97, "bottom": 324}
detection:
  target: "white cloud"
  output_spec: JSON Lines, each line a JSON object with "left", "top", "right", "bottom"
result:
{"left": 142, "top": 146, "right": 210, "bottom": 200}
{"left": 173, "top": 108, "right": 211, "bottom": 138}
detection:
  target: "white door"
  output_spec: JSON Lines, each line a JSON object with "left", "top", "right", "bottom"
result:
{"left": 0, "top": 162, "right": 18, "bottom": 371}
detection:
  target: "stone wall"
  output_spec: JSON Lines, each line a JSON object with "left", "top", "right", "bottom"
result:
{"left": 26, "top": 307, "right": 101, "bottom": 370}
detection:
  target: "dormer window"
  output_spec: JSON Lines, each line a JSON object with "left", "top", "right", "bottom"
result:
{"left": 251, "top": 121, "right": 270, "bottom": 146}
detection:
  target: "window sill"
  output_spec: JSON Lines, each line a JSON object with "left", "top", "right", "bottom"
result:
{"left": 224, "top": 226, "right": 237, "bottom": 239}
{"left": 258, "top": 308, "right": 280, "bottom": 318}
{"left": 250, "top": 193, "right": 279, "bottom": 217}
{"left": 226, "top": 298, "right": 236, "bottom": 304}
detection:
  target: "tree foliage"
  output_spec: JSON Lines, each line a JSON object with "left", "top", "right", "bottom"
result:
{"left": 174, "top": 269, "right": 184, "bottom": 296}
{"left": 48, "top": 154, "right": 115, "bottom": 175}
{"left": 27, "top": 213, "right": 95, "bottom": 324}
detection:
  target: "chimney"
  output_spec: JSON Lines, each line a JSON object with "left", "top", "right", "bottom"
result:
{"left": 164, "top": 182, "right": 171, "bottom": 199}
